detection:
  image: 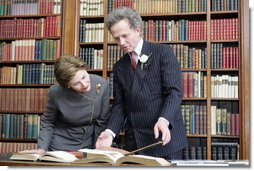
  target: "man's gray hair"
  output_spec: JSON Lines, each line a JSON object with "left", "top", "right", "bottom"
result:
{"left": 106, "top": 7, "right": 143, "bottom": 30}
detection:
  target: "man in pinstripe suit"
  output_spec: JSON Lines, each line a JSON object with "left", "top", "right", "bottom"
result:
{"left": 96, "top": 7, "right": 188, "bottom": 160}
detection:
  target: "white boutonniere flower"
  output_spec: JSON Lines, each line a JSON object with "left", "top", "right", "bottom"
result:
{"left": 138, "top": 53, "right": 152, "bottom": 70}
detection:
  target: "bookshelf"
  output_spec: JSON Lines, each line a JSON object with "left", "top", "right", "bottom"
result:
{"left": 67, "top": 0, "right": 249, "bottom": 160}
{"left": 0, "top": 0, "right": 62, "bottom": 153}
{"left": 0, "top": 0, "right": 249, "bottom": 161}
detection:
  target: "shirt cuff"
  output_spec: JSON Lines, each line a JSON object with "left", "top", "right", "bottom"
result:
{"left": 105, "top": 129, "right": 116, "bottom": 138}
{"left": 159, "top": 117, "right": 169, "bottom": 126}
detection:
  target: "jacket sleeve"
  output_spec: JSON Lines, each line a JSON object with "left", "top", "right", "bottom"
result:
{"left": 159, "top": 45, "right": 183, "bottom": 128}
{"left": 37, "top": 86, "right": 58, "bottom": 150}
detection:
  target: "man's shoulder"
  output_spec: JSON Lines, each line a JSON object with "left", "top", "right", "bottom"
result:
{"left": 144, "top": 41, "right": 169, "bottom": 52}
{"left": 149, "top": 41, "right": 168, "bottom": 49}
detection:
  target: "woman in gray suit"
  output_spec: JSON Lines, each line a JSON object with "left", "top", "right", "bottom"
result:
{"left": 96, "top": 7, "right": 188, "bottom": 160}
{"left": 22, "top": 55, "right": 110, "bottom": 153}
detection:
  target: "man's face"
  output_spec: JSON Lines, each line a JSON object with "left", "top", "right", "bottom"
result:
{"left": 110, "top": 19, "right": 141, "bottom": 53}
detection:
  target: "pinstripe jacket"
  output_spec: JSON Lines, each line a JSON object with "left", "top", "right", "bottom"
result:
{"left": 38, "top": 74, "right": 109, "bottom": 151}
{"left": 108, "top": 41, "right": 188, "bottom": 157}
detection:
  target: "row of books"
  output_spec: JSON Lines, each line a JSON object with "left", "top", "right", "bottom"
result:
{"left": 182, "top": 142, "right": 239, "bottom": 160}
{"left": 85, "top": 18, "right": 237, "bottom": 43}
{"left": 0, "top": 41, "right": 238, "bottom": 70}
{"left": 211, "top": 106, "right": 239, "bottom": 136}
{"left": 19, "top": 63, "right": 55, "bottom": 84}
{"left": 0, "top": 69, "right": 238, "bottom": 101}
{"left": 182, "top": 71, "right": 207, "bottom": 98}
{"left": 0, "top": 0, "right": 61, "bottom": 16}
{"left": 0, "top": 114, "right": 40, "bottom": 139}
{"left": 0, "top": 104, "right": 237, "bottom": 139}
{"left": 0, "top": 88, "right": 48, "bottom": 112}
{"left": 106, "top": 45, "right": 124, "bottom": 69}
{"left": 211, "top": 0, "right": 238, "bottom": 11}
{"left": 182, "top": 102, "right": 240, "bottom": 136}
{"left": 109, "top": 19, "right": 208, "bottom": 43}
{"left": 0, "top": 142, "right": 37, "bottom": 153}
{"left": 0, "top": 39, "right": 61, "bottom": 62}
{"left": 79, "top": 47, "right": 103, "bottom": 69}
{"left": 211, "top": 142, "right": 239, "bottom": 160}
{"left": 0, "top": 64, "right": 55, "bottom": 85}
{"left": 183, "top": 146, "right": 207, "bottom": 160}
{"left": 79, "top": 20, "right": 104, "bottom": 43}
{"left": 109, "top": 0, "right": 207, "bottom": 14}
{"left": 181, "top": 104, "right": 207, "bottom": 135}
{"left": 142, "top": 20, "right": 207, "bottom": 42}
{"left": 0, "top": 16, "right": 61, "bottom": 38}
{"left": 80, "top": 0, "right": 104, "bottom": 16}
{"left": 170, "top": 44, "right": 207, "bottom": 69}
{"left": 211, "top": 18, "right": 238, "bottom": 40}
{"left": 211, "top": 43, "right": 239, "bottom": 69}
{"left": 181, "top": 101, "right": 240, "bottom": 136}
{"left": 211, "top": 74, "right": 238, "bottom": 98}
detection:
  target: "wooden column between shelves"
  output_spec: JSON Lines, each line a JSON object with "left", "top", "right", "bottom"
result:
{"left": 61, "top": 0, "right": 79, "bottom": 55}
{"left": 206, "top": 0, "right": 212, "bottom": 160}
{"left": 102, "top": 0, "right": 109, "bottom": 78}
{"left": 239, "top": 0, "right": 250, "bottom": 160}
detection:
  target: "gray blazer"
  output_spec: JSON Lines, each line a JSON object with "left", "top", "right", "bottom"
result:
{"left": 38, "top": 74, "right": 110, "bottom": 151}
{"left": 108, "top": 41, "right": 188, "bottom": 157}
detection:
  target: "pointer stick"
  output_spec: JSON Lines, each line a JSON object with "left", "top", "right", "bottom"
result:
{"left": 124, "top": 141, "right": 163, "bottom": 156}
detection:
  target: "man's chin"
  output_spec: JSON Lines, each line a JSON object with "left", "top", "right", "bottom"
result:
{"left": 122, "top": 47, "right": 131, "bottom": 53}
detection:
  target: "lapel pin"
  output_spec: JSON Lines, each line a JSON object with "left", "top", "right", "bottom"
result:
{"left": 96, "top": 84, "right": 101, "bottom": 94}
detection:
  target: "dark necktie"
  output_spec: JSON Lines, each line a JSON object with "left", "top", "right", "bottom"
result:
{"left": 131, "top": 51, "right": 136, "bottom": 70}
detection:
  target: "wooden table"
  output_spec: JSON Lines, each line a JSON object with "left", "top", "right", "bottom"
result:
{"left": 0, "top": 153, "right": 249, "bottom": 167}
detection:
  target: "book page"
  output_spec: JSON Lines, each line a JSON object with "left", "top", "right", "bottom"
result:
{"left": 10, "top": 153, "right": 41, "bottom": 161}
{"left": 39, "top": 151, "right": 78, "bottom": 163}
{"left": 78, "top": 149, "right": 124, "bottom": 163}
{"left": 114, "top": 154, "right": 171, "bottom": 166}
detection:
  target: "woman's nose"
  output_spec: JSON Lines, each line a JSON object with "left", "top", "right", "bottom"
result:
{"left": 80, "top": 79, "right": 88, "bottom": 88}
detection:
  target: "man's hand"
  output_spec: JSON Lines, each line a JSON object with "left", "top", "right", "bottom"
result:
{"left": 154, "top": 118, "right": 171, "bottom": 145}
{"left": 95, "top": 131, "right": 113, "bottom": 149}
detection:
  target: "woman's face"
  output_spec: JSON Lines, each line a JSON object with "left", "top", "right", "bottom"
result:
{"left": 68, "top": 69, "right": 91, "bottom": 93}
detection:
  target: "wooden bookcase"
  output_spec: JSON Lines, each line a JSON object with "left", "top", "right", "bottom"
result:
{"left": 0, "top": 0, "right": 249, "bottom": 161}
{"left": 62, "top": 0, "right": 249, "bottom": 160}
{"left": 0, "top": 0, "right": 62, "bottom": 152}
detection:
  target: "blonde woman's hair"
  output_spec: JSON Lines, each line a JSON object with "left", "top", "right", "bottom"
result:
{"left": 54, "top": 55, "right": 88, "bottom": 88}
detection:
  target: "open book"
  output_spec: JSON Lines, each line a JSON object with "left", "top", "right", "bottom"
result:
{"left": 75, "top": 148, "right": 171, "bottom": 166}
{"left": 10, "top": 151, "right": 78, "bottom": 163}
